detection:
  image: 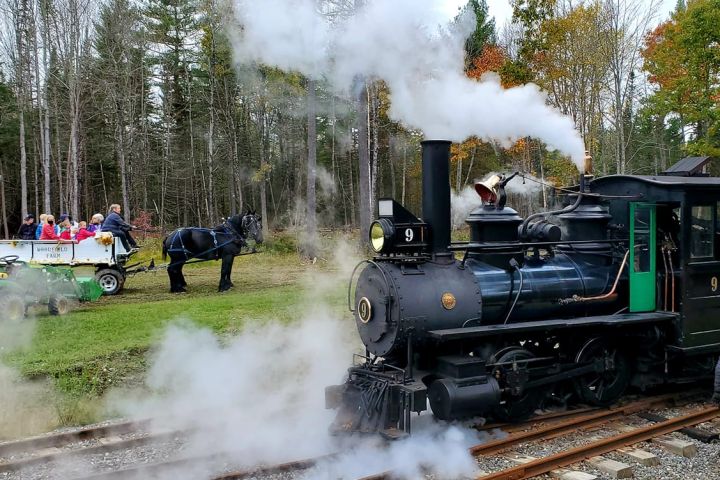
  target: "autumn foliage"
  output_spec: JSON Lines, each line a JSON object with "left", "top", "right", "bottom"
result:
{"left": 451, "top": 45, "right": 526, "bottom": 170}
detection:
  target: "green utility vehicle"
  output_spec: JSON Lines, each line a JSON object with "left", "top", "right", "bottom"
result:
{"left": 0, "top": 255, "right": 103, "bottom": 322}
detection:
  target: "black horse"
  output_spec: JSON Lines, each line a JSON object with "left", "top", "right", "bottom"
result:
{"left": 162, "top": 212, "right": 264, "bottom": 293}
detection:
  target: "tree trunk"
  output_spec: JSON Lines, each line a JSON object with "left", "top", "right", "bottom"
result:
{"left": 329, "top": 96, "right": 336, "bottom": 227}
{"left": 15, "top": 2, "right": 28, "bottom": 219}
{"left": 207, "top": 33, "right": 217, "bottom": 225}
{"left": 357, "top": 79, "right": 370, "bottom": 250}
{"left": 401, "top": 135, "right": 407, "bottom": 205}
{"left": 19, "top": 109, "right": 28, "bottom": 219}
{"left": 370, "top": 82, "right": 378, "bottom": 213}
{"left": 42, "top": 0, "right": 51, "bottom": 213}
{"left": 355, "top": 0, "right": 371, "bottom": 249}
{"left": 69, "top": 94, "right": 80, "bottom": 219}
{"left": 257, "top": 104, "right": 268, "bottom": 232}
{"left": 305, "top": 78, "right": 317, "bottom": 258}
{"left": 0, "top": 174, "right": 8, "bottom": 239}
{"left": 117, "top": 112, "right": 130, "bottom": 221}
{"left": 347, "top": 132, "right": 356, "bottom": 227}
{"left": 456, "top": 157, "right": 462, "bottom": 192}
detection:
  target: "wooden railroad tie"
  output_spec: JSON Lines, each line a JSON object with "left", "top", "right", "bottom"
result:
{"left": 617, "top": 447, "right": 660, "bottom": 466}
{"left": 651, "top": 435, "right": 698, "bottom": 457}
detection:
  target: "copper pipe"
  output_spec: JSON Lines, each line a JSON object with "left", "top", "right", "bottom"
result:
{"left": 667, "top": 249, "right": 675, "bottom": 312}
{"left": 562, "top": 250, "right": 629, "bottom": 304}
{"left": 662, "top": 247, "right": 669, "bottom": 311}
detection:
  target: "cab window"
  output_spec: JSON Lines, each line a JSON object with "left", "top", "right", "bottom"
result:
{"left": 690, "top": 205, "right": 714, "bottom": 258}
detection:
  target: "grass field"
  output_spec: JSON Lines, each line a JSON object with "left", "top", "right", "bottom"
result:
{"left": 0, "top": 231, "right": 356, "bottom": 435}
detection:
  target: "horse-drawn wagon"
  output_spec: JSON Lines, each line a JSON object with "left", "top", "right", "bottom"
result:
{"left": 0, "top": 233, "right": 140, "bottom": 295}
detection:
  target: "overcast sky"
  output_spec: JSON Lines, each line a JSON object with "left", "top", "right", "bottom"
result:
{"left": 441, "top": 0, "right": 676, "bottom": 29}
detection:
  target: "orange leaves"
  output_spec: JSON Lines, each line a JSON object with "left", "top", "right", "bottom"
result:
{"left": 642, "top": 21, "right": 685, "bottom": 89}
{"left": 451, "top": 45, "right": 524, "bottom": 164}
{"left": 451, "top": 137, "right": 483, "bottom": 163}
{"left": 466, "top": 45, "right": 521, "bottom": 88}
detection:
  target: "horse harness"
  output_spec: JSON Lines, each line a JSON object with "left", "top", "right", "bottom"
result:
{"left": 167, "top": 222, "right": 248, "bottom": 264}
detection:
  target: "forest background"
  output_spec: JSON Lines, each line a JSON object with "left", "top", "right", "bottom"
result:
{"left": 0, "top": 0, "right": 718, "bottom": 256}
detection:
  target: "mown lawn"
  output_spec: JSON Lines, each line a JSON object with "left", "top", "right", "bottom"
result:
{"left": 0, "top": 232, "right": 355, "bottom": 432}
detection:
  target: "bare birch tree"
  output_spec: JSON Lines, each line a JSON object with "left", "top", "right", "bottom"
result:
{"left": 600, "top": 0, "right": 660, "bottom": 174}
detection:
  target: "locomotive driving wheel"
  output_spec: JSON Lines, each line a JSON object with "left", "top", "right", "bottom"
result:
{"left": 491, "top": 347, "right": 543, "bottom": 422}
{"left": 573, "top": 338, "right": 631, "bottom": 407}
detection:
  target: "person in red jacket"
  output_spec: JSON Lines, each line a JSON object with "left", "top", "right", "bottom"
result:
{"left": 60, "top": 226, "right": 76, "bottom": 240}
{"left": 39, "top": 216, "right": 61, "bottom": 240}
{"left": 76, "top": 221, "right": 94, "bottom": 242}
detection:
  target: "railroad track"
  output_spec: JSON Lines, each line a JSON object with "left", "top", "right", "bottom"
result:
{"left": 356, "top": 391, "right": 719, "bottom": 480}
{"left": 1, "top": 390, "right": 711, "bottom": 480}
{"left": 474, "top": 406, "right": 720, "bottom": 480}
{"left": 0, "top": 419, "right": 183, "bottom": 475}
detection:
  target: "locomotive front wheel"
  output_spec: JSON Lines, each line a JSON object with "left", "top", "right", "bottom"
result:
{"left": 573, "top": 338, "right": 631, "bottom": 407}
{"left": 491, "top": 347, "right": 544, "bottom": 422}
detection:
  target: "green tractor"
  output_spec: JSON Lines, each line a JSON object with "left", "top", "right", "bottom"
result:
{"left": 0, "top": 255, "right": 104, "bottom": 322}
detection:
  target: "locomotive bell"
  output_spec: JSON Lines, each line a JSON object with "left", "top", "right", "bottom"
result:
{"left": 475, "top": 175, "right": 502, "bottom": 203}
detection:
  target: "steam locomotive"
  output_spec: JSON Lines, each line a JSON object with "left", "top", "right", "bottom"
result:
{"left": 326, "top": 140, "right": 720, "bottom": 439}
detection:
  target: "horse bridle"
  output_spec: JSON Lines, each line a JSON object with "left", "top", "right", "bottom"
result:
{"left": 242, "top": 215, "right": 260, "bottom": 241}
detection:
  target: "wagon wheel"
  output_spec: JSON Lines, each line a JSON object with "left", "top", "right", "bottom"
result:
{"left": 573, "top": 338, "right": 631, "bottom": 406}
{"left": 0, "top": 294, "right": 25, "bottom": 322}
{"left": 491, "top": 347, "right": 544, "bottom": 422}
{"left": 48, "top": 294, "right": 70, "bottom": 316}
{"left": 95, "top": 268, "right": 124, "bottom": 296}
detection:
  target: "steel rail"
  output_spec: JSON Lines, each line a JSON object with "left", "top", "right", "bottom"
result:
{"left": 0, "top": 429, "right": 182, "bottom": 473}
{"left": 76, "top": 453, "right": 337, "bottom": 480}
{"left": 476, "top": 406, "right": 720, "bottom": 480}
{"left": 356, "top": 390, "right": 703, "bottom": 480}
{"left": 12, "top": 391, "right": 699, "bottom": 480}
{"left": 0, "top": 420, "right": 151, "bottom": 458}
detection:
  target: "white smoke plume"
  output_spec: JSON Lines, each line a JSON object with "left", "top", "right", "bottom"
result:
{"left": 316, "top": 165, "right": 338, "bottom": 199}
{"left": 0, "top": 316, "right": 58, "bottom": 440}
{"left": 451, "top": 187, "right": 481, "bottom": 230}
{"left": 94, "top": 251, "right": 497, "bottom": 479}
{"left": 232, "top": 0, "right": 586, "bottom": 169}
{"left": 105, "top": 312, "right": 492, "bottom": 479}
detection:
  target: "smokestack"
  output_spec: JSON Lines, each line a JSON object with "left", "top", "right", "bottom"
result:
{"left": 421, "top": 140, "right": 452, "bottom": 255}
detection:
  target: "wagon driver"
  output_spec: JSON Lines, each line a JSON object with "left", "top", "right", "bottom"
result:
{"left": 104, "top": 204, "right": 139, "bottom": 252}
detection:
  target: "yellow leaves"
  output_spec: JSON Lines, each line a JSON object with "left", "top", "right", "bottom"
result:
{"left": 451, "top": 137, "right": 483, "bottom": 163}
{"left": 252, "top": 162, "right": 273, "bottom": 182}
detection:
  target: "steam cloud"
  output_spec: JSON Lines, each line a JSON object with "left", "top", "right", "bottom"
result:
{"left": 0, "top": 316, "right": 58, "bottom": 440}
{"left": 232, "top": 0, "right": 587, "bottom": 168}
{"left": 451, "top": 187, "right": 481, "bottom": 230}
{"left": 108, "top": 315, "right": 491, "bottom": 479}
{"left": 98, "top": 248, "right": 496, "bottom": 479}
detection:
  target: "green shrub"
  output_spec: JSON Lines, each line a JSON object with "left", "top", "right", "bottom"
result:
{"left": 263, "top": 232, "right": 298, "bottom": 254}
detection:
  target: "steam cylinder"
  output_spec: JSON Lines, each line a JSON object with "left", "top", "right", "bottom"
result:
{"left": 428, "top": 377, "right": 501, "bottom": 420}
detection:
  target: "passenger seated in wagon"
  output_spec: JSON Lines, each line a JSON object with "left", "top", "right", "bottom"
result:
{"left": 39, "top": 215, "right": 61, "bottom": 240}
{"left": 104, "top": 204, "right": 139, "bottom": 252}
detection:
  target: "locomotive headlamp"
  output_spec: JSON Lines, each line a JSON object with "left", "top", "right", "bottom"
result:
{"left": 370, "top": 218, "right": 395, "bottom": 253}
{"left": 370, "top": 198, "right": 428, "bottom": 255}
